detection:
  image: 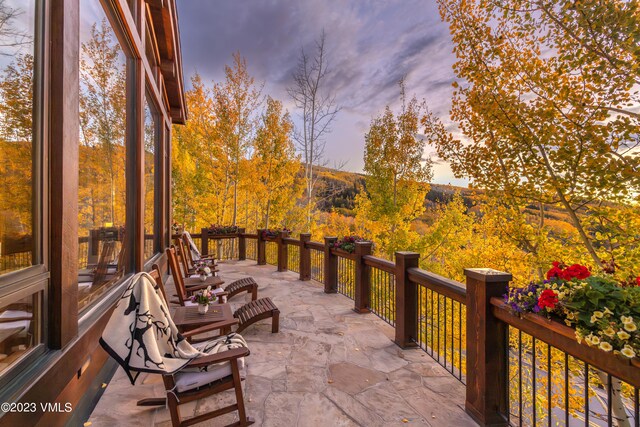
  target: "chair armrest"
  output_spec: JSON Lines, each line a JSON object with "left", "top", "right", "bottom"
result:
{"left": 186, "top": 347, "right": 250, "bottom": 368}
{"left": 0, "top": 316, "right": 32, "bottom": 323}
{"left": 180, "top": 318, "right": 239, "bottom": 338}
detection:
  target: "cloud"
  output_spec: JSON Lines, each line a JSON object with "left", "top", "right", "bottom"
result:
{"left": 177, "top": 0, "right": 465, "bottom": 184}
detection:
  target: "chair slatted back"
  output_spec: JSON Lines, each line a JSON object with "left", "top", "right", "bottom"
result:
{"left": 181, "top": 233, "right": 197, "bottom": 269}
{"left": 93, "top": 241, "right": 116, "bottom": 286}
{"left": 173, "top": 237, "right": 191, "bottom": 279}
{"left": 149, "top": 263, "right": 169, "bottom": 306}
{"left": 166, "top": 246, "right": 188, "bottom": 306}
{"left": 115, "top": 232, "right": 127, "bottom": 274}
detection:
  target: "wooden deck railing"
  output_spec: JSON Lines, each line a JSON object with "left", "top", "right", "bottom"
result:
{"left": 175, "top": 230, "right": 639, "bottom": 427}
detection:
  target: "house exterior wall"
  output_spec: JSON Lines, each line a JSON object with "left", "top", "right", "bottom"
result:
{"left": 0, "top": 0, "right": 184, "bottom": 425}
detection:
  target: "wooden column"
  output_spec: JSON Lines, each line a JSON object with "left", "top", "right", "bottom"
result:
{"left": 127, "top": 53, "right": 145, "bottom": 271}
{"left": 277, "top": 231, "right": 289, "bottom": 272}
{"left": 201, "top": 227, "right": 209, "bottom": 257}
{"left": 299, "top": 233, "right": 311, "bottom": 281}
{"left": 49, "top": 0, "right": 80, "bottom": 348}
{"left": 394, "top": 252, "right": 420, "bottom": 348}
{"left": 464, "top": 268, "right": 511, "bottom": 427}
{"left": 238, "top": 228, "right": 246, "bottom": 260}
{"left": 156, "top": 124, "right": 167, "bottom": 254}
{"left": 353, "top": 242, "right": 372, "bottom": 313}
{"left": 323, "top": 237, "right": 337, "bottom": 293}
{"left": 257, "top": 229, "right": 266, "bottom": 265}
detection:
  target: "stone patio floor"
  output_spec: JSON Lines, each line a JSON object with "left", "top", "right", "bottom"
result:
{"left": 88, "top": 260, "right": 477, "bottom": 427}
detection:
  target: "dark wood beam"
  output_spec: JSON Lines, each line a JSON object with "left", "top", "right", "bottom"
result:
{"left": 49, "top": 0, "right": 79, "bottom": 349}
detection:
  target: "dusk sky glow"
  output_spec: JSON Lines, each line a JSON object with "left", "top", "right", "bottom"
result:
{"left": 176, "top": 0, "right": 468, "bottom": 186}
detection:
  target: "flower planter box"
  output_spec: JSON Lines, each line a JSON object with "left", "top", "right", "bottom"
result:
{"left": 208, "top": 234, "right": 239, "bottom": 239}
{"left": 331, "top": 247, "right": 357, "bottom": 259}
{"left": 491, "top": 297, "right": 640, "bottom": 387}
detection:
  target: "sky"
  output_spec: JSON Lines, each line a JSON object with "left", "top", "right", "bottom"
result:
{"left": 176, "top": 0, "right": 467, "bottom": 186}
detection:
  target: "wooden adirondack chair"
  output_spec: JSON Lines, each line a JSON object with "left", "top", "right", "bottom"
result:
{"left": 173, "top": 237, "right": 219, "bottom": 279}
{"left": 104, "top": 272, "right": 254, "bottom": 427}
{"left": 166, "top": 247, "right": 278, "bottom": 335}
{"left": 166, "top": 246, "right": 225, "bottom": 306}
{"left": 149, "top": 265, "right": 237, "bottom": 341}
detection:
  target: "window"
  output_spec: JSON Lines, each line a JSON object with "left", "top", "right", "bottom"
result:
{"left": 144, "top": 96, "right": 157, "bottom": 261}
{"left": 0, "top": 0, "right": 44, "bottom": 377}
{"left": 0, "top": 292, "right": 42, "bottom": 375}
{"left": 78, "top": 2, "right": 128, "bottom": 311}
{"left": 0, "top": 0, "right": 38, "bottom": 276}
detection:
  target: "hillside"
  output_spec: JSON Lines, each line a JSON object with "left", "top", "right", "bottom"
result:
{"left": 314, "top": 165, "right": 478, "bottom": 213}
{"left": 313, "top": 166, "right": 577, "bottom": 234}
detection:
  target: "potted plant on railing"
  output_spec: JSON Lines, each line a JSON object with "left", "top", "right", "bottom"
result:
{"left": 190, "top": 286, "right": 217, "bottom": 315}
{"left": 505, "top": 261, "right": 640, "bottom": 361}
{"left": 332, "top": 236, "right": 367, "bottom": 254}
{"left": 261, "top": 228, "right": 291, "bottom": 240}
{"left": 207, "top": 224, "right": 241, "bottom": 236}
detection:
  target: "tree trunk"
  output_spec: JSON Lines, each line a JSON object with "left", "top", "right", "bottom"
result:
{"left": 595, "top": 371, "right": 631, "bottom": 427}
{"left": 556, "top": 189, "right": 603, "bottom": 269}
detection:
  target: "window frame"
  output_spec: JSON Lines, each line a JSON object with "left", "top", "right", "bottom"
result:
{"left": 143, "top": 88, "right": 162, "bottom": 264}
{"left": 0, "top": 0, "right": 48, "bottom": 383}
{"left": 76, "top": 0, "right": 136, "bottom": 318}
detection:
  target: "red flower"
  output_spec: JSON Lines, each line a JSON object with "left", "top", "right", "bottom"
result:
{"left": 545, "top": 262, "right": 590, "bottom": 281}
{"left": 546, "top": 261, "right": 565, "bottom": 280}
{"left": 636, "top": 276, "right": 640, "bottom": 287}
{"left": 561, "top": 264, "right": 591, "bottom": 280}
{"left": 537, "top": 289, "right": 558, "bottom": 310}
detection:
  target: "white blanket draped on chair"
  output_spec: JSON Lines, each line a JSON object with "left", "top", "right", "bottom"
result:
{"left": 99, "top": 272, "right": 247, "bottom": 384}
{"left": 182, "top": 231, "right": 202, "bottom": 261}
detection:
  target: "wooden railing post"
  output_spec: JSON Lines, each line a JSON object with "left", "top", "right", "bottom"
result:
{"left": 256, "top": 229, "right": 266, "bottom": 265}
{"left": 88, "top": 228, "right": 100, "bottom": 265}
{"left": 464, "top": 268, "right": 512, "bottom": 427}
{"left": 324, "top": 237, "right": 338, "bottom": 293}
{"left": 354, "top": 241, "right": 373, "bottom": 313}
{"left": 394, "top": 252, "right": 420, "bottom": 348}
{"left": 238, "top": 228, "right": 246, "bottom": 260}
{"left": 299, "top": 233, "right": 311, "bottom": 281}
{"left": 201, "top": 227, "right": 209, "bottom": 257}
{"left": 277, "top": 231, "right": 289, "bottom": 272}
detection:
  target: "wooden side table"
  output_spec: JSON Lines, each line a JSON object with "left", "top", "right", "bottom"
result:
{"left": 173, "top": 303, "right": 237, "bottom": 336}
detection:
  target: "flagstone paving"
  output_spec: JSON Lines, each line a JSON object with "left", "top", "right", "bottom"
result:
{"left": 88, "top": 260, "right": 476, "bottom": 427}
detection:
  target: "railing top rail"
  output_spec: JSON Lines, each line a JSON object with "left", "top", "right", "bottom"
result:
{"left": 283, "top": 237, "right": 301, "bottom": 246}
{"left": 241, "top": 233, "right": 258, "bottom": 239}
{"left": 491, "top": 297, "right": 640, "bottom": 388}
{"left": 407, "top": 267, "right": 466, "bottom": 304}
{"left": 306, "top": 241, "right": 324, "bottom": 251}
{"left": 362, "top": 255, "right": 395, "bottom": 273}
{"left": 171, "top": 233, "right": 202, "bottom": 240}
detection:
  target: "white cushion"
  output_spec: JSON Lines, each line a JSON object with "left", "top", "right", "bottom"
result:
{"left": 173, "top": 357, "right": 245, "bottom": 392}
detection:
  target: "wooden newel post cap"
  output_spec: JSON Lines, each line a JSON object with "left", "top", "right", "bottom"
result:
{"left": 464, "top": 268, "right": 512, "bottom": 283}
{"left": 300, "top": 233, "right": 311, "bottom": 240}
{"left": 324, "top": 236, "right": 337, "bottom": 242}
{"left": 354, "top": 241, "right": 372, "bottom": 254}
{"left": 396, "top": 251, "right": 420, "bottom": 261}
